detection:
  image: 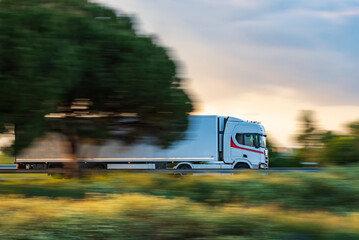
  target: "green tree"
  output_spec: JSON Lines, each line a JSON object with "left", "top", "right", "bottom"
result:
{"left": 0, "top": 0, "right": 193, "bottom": 169}
{"left": 295, "top": 110, "right": 359, "bottom": 166}
{"left": 296, "top": 110, "right": 322, "bottom": 148}
{"left": 348, "top": 121, "right": 359, "bottom": 136}
{"left": 295, "top": 110, "right": 323, "bottom": 164}
{"left": 322, "top": 121, "right": 359, "bottom": 165}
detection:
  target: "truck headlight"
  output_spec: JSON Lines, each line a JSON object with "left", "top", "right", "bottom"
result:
{"left": 259, "top": 163, "right": 267, "bottom": 169}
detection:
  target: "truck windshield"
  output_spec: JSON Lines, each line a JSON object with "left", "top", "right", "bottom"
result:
{"left": 259, "top": 135, "right": 266, "bottom": 148}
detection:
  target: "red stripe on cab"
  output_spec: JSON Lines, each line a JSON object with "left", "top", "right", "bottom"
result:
{"left": 230, "top": 139, "right": 264, "bottom": 154}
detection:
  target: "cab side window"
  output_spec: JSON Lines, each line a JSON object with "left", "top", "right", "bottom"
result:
{"left": 235, "top": 134, "right": 244, "bottom": 145}
{"left": 244, "top": 134, "right": 255, "bottom": 147}
{"left": 236, "top": 133, "right": 260, "bottom": 147}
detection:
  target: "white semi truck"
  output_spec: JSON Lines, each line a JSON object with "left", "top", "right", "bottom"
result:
{"left": 16, "top": 115, "right": 268, "bottom": 170}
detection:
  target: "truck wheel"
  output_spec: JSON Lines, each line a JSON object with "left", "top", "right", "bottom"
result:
{"left": 234, "top": 163, "right": 250, "bottom": 169}
{"left": 177, "top": 164, "right": 192, "bottom": 169}
{"left": 48, "top": 164, "right": 64, "bottom": 178}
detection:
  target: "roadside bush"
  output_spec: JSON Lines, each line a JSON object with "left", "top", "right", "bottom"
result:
{"left": 0, "top": 153, "right": 13, "bottom": 164}
{"left": 0, "top": 167, "right": 359, "bottom": 212}
{"left": 268, "top": 155, "right": 302, "bottom": 167}
{"left": 0, "top": 194, "right": 358, "bottom": 239}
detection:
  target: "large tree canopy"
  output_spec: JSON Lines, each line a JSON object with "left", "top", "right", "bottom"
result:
{"left": 0, "top": 0, "right": 193, "bottom": 156}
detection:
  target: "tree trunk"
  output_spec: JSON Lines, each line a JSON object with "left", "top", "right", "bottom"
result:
{"left": 60, "top": 132, "right": 80, "bottom": 178}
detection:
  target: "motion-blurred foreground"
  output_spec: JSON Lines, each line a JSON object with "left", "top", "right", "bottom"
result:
{"left": 1, "top": 168, "right": 359, "bottom": 239}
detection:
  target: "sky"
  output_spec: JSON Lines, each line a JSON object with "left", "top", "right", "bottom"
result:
{"left": 94, "top": 0, "right": 359, "bottom": 147}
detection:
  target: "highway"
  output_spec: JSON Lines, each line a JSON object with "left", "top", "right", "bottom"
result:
{"left": 0, "top": 164, "right": 321, "bottom": 174}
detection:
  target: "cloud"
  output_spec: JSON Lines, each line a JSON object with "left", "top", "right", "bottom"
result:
{"left": 93, "top": 0, "right": 359, "bottom": 105}
{"left": 314, "top": 9, "right": 359, "bottom": 20}
{"left": 287, "top": 9, "right": 359, "bottom": 23}
{"left": 92, "top": 0, "right": 359, "bottom": 145}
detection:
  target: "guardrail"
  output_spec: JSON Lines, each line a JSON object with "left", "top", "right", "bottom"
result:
{"left": 0, "top": 164, "right": 17, "bottom": 170}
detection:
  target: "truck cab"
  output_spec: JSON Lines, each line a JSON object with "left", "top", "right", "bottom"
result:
{"left": 222, "top": 117, "right": 268, "bottom": 169}
{"left": 176, "top": 116, "right": 268, "bottom": 170}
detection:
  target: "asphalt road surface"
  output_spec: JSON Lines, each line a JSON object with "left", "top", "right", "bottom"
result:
{"left": 0, "top": 165, "right": 321, "bottom": 174}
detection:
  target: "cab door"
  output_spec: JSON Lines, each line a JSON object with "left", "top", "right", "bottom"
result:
{"left": 229, "top": 126, "right": 264, "bottom": 168}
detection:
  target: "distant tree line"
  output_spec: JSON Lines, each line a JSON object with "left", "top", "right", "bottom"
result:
{"left": 269, "top": 110, "right": 359, "bottom": 167}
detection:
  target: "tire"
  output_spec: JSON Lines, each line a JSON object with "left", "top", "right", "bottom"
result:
{"left": 85, "top": 164, "right": 106, "bottom": 176}
{"left": 177, "top": 164, "right": 192, "bottom": 170}
{"left": 176, "top": 164, "right": 192, "bottom": 176}
{"left": 234, "top": 163, "right": 250, "bottom": 169}
{"left": 48, "top": 163, "right": 64, "bottom": 178}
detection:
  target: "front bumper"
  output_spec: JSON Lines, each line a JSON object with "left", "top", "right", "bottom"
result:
{"left": 259, "top": 163, "right": 268, "bottom": 169}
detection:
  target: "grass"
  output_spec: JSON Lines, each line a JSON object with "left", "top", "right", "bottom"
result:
{"left": 0, "top": 153, "right": 14, "bottom": 164}
{"left": 0, "top": 166, "right": 358, "bottom": 239}
{"left": 1, "top": 168, "right": 359, "bottom": 212}
{"left": 0, "top": 174, "right": 50, "bottom": 179}
{"left": 0, "top": 194, "right": 358, "bottom": 239}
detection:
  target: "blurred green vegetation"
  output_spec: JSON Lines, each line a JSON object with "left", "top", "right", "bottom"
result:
{"left": 0, "top": 169, "right": 359, "bottom": 239}
{"left": 266, "top": 138, "right": 302, "bottom": 167}
{"left": 268, "top": 111, "right": 359, "bottom": 167}
{"left": 0, "top": 0, "right": 193, "bottom": 159}
{"left": 0, "top": 153, "right": 13, "bottom": 164}
{"left": 0, "top": 168, "right": 358, "bottom": 211}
